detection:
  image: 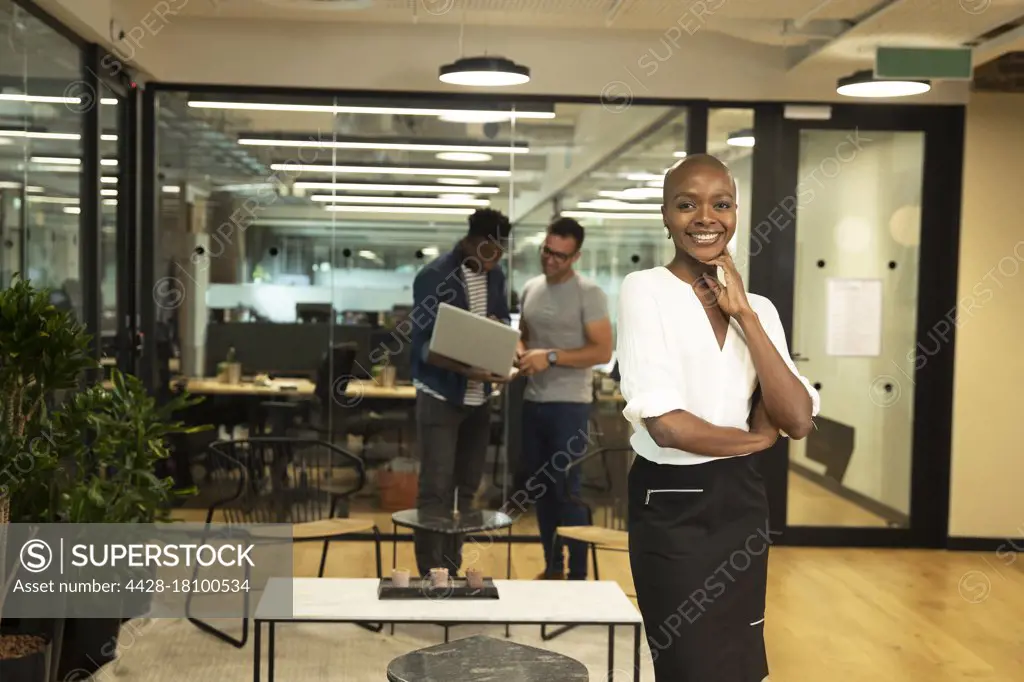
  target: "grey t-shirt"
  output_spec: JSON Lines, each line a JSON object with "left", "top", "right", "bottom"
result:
{"left": 520, "top": 273, "right": 609, "bottom": 404}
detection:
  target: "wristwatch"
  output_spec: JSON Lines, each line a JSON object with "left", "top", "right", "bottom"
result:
{"left": 547, "top": 350, "right": 558, "bottom": 366}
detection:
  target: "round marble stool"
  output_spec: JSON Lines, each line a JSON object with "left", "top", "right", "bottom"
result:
{"left": 386, "top": 634, "right": 589, "bottom": 682}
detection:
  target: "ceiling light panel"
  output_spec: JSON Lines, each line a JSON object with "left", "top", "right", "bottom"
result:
{"left": 238, "top": 138, "right": 528, "bottom": 155}
{"left": 270, "top": 163, "right": 510, "bottom": 178}
{"left": 292, "top": 181, "right": 499, "bottom": 194}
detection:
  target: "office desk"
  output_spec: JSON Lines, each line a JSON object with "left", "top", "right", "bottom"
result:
{"left": 347, "top": 380, "right": 416, "bottom": 401}
{"left": 170, "top": 378, "right": 416, "bottom": 401}
{"left": 174, "top": 377, "right": 318, "bottom": 397}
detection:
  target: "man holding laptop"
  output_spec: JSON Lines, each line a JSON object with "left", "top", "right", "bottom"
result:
{"left": 516, "top": 217, "right": 613, "bottom": 580}
{"left": 409, "top": 208, "right": 518, "bottom": 578}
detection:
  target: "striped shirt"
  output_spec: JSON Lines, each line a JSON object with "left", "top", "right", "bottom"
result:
{"left": 414, "top": 264, "right": 489, "bottom": 406}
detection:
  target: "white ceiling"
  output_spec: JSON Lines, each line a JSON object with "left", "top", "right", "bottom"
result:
{"left": 121, "top": 0, "right": 1024, "bottom": 69}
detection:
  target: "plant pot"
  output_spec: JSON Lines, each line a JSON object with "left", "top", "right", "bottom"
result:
{"left": 57, "top": 618, "right": 121, "bottom": 681}
{"left": 0, "top": 629, "right": 51, "bottom": 682}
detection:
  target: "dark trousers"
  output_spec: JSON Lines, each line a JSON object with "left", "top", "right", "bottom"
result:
{"left": 521, "top": 400, "right": 592, "bottom": 579}
{"left": 414, "top": 392, "right": 491, "bottom": 577}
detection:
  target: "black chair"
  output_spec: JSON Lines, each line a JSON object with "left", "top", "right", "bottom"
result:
{"left": 186, "top": 437, "right": 383, "bottom": 648}
{"left": 313, "top": 343, "right": 411, "bottom": 464}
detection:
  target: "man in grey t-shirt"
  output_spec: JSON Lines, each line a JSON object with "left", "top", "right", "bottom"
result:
{"left": 516, "top": 217, "right": 612, "bottom": 580}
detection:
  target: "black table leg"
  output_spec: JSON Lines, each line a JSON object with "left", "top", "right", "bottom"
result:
{"left": 506, "top": 525, "right": 512, "bottom": 638}
{"left": 253, "top": 620, "right": 261, "bottom": 682}
{"left": 391, "top": 521, "right": 398, "bottom": 637}
{"left": 269, "top": 622, "right": 275, "bottom": 682}
{"left": 634, "top": 624, "right": 642, "bottom": 682}
{"left": 608, "top": 624, "right": 615, "bottom": 681}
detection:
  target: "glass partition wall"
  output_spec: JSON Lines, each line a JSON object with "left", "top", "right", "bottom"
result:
{"left": 142, "top": 87, "right": 963, "bottom": 553}
{"left": 0, "top": 0, "right": 85, "bottom": 302}
{"left": 146, "top": 89, "right": 698, "bottom": 564}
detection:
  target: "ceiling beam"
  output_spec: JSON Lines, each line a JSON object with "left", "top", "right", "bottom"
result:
{"left": 509, "top": 105, "right": 679, "bottom": 225}
{"left": 973, "top": 21, "right": 1024, "bottom": 67}
{"left": 787, "top": 0, "right": 906, "bottom": 72}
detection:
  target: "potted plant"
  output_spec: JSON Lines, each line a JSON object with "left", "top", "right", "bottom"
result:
{"left": 49, "top": 369, "right": 207, "bottom": 679}
{"left": 0, "top": 274, "right": 95, "bottom": 681}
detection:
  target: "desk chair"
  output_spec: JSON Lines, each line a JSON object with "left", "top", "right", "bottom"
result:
{"left": 313, "top": 344, "right": 410, "bottom": 464}
{"left": 543, "top": 428, "right": 633, "bottom": 642}
{"left": 186, "top": 437, "right": 383, "bottom": 648}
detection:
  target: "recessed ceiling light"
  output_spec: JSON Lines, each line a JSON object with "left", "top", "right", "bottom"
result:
{"left": 438, "top": 177, "right": 482, "bottom": 185}
{"left": 270, "top": 163, "right": 510, "bottom": 178}
{"left": 162, "top": 185, "right": 181, "bottom": 194}
{"left": 599, "top": 188, "right": 663, "bottom": 200}
{"left": 435, "top": 151, "right": 493, "bottom": 163}
{"left": 0, "top": 130, "right": 81, "bottom": 140}
{"left": 561, "top": 210, "right": 662, "bottom": 220}
{"left": 726, "top": 129, "right": 755, "bottom": 148}
{"left": 438, "top": 111, "right": 514, "bottom": 124}
{"left": 102, "top": 176, "right": 118, "bottom": 184}
{"left": 237, "top": 138, "right": 528, "bottom": 154}
{"left": 188, "top": 100, "right": 554, "bottom": 119}
{"left": 310, "top": 194, "right": 489, "bottom": 206}
{"left": 438, "top": 56, "right": 531, "bottom": 87}
{"left": 324, "top": 205, "right": 475, "bottom": 215}
{"left": 28, "top": 196, "right": 79, "bottom": 204}
{"left": 673, "top": 151, "right": 688, "bottom": 158}
{"left": 63, "top": 206, "right": 81, "bottom": 214}
{"left": 101, "top": 188, "right": 117, "bottom": 196}
{"left": 0, "top": 94, "right": 116, "bottom": 106}
{"left": 577, "top": 200, "right": 661, "bottom": 211}
{"left": 623, "top": 173, "right": 664, "bottom": 182}
{"left": 30, "top": 156, "right": 118, "bottom": 166}
{"left": 836, "top": 70, "right": 931, "bottom": 98}
{"left": 293, "top": 181, "right": 498, "bottom": 194}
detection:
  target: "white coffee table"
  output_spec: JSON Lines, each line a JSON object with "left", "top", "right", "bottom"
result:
{"left": 253, "top": 578, "right": 643, "bottom": 682}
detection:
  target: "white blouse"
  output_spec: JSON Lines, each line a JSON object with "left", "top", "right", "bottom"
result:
{"left": 616, "top": 266, "right": 821, "bottom": 466}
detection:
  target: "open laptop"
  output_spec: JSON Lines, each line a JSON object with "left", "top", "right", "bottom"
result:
{"left": 429, "top": 303, "right": 520, "bottom": 378}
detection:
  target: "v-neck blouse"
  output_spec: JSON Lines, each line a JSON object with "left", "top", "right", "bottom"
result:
{"left": 616, "top": 266, "right": 820, "bottom": 466}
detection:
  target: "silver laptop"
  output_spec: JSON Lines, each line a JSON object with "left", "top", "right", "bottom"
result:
{"left": 429, "top": 303, "right": 520, "bottom": 377}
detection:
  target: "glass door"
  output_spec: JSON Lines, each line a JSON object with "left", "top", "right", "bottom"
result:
{"left": 751, "top": 105, "right": 964, "bottom": 547}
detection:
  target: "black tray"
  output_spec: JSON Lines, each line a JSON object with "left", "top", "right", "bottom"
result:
{"left": 377, "top": 577, "right": 499, "bottom": 599}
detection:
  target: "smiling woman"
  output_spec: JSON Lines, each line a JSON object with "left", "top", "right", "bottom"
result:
{"left": 617, "top": 152, "right": 819, "bottom": 682}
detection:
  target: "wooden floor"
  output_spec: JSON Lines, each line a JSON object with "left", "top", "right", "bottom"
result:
{"left": 786, "top": 470, "right": 891, "bottom": 527}
{"left": 172, "top": 504, "right": 1023, "bottom": 681}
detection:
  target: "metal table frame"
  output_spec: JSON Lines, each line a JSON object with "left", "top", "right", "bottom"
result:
{"left": 253, "top": 616, "right": 642, "bottom": 682}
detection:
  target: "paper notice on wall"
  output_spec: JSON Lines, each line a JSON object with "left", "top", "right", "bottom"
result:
{"left": 825, "top": 278, "right": 883, "bottom": 357}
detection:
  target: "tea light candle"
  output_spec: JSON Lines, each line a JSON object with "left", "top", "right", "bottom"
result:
{"left": 429, "top": 567, "right": 449, "bottom": 588}
{"left": 391, "top": 568, "right": 410, "bottom": 588}
{"left": 466, "top": 567, "right": 484, "bottom": 589}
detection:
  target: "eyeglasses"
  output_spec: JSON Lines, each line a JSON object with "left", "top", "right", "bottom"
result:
{"left": 540, "top": 245, "right": 575, "bottom": 263}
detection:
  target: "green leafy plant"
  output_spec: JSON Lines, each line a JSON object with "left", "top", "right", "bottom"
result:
{"left": 0, "top": 274, "right": 96, "bottom": 521}
{"left": 50, "top": 369, "right": 209, "bottom": 524}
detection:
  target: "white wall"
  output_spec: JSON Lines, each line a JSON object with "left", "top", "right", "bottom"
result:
{"left": 948, "top": 92, "right": 1024, "bottom": 539}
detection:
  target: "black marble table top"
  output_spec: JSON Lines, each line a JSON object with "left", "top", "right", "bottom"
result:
{"left": 391, "top": 509, "right": 515, "bottom": 534}
{"left": 386, "top": 635, "right": 589, "bottom": 682}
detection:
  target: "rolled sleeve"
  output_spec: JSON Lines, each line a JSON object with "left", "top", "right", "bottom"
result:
{"left": 616, "top": 273, "right": 688, "bottom": 426}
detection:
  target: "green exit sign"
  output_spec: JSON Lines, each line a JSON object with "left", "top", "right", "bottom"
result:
{"left": 875, "top": 47, "right": 973, "bottom": 80}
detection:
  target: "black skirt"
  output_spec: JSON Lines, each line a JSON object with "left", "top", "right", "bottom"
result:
{"left": 628, "top": 453, "right": 773, "bottom": 682}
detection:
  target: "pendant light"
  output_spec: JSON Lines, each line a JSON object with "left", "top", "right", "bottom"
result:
{"left": 726, "top": 129, "right": 755, "bottom": 148}
{"left": 836, "top": 70, "right": 931, "bottom": 98}
{"left": 437, "top": 3, "right": 530, "bottom": 88}
{"left": 439, "top": 56, "right": 530, "bottom": 87}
